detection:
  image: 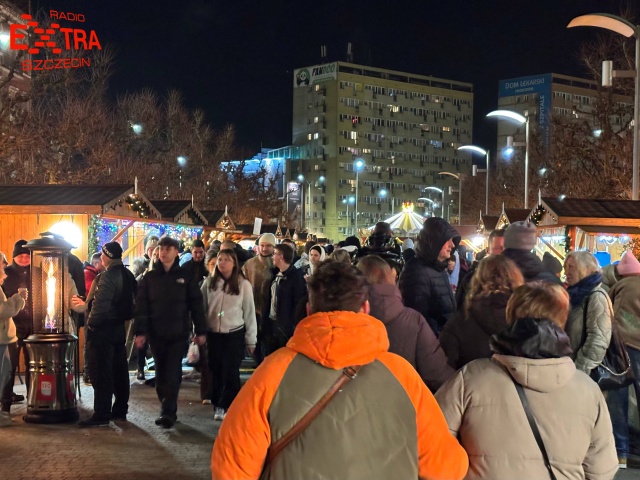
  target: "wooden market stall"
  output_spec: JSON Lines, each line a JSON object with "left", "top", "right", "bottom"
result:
{"left": 532, "top": 197, "right": 640, "bottom": 265}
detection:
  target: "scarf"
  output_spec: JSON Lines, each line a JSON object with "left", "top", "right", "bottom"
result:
{"left": 567, "top": 272, "right": 602, "bottom": 308}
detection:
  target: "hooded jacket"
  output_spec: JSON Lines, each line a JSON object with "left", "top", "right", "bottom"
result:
{"left": 211, "top": 310, "right": 469, "bottom": 480}
{"left": 440, "top": 292, "right": 511, "bottom": 370}
{"left": 399, "top": 218, "right": 460, "bottom": 335}
{"left": 502, "top": 248, "right": 563, "bottom": 285}
{"left": 609, "top": 275, "right": 640, "bottom": 350}
{"left": 435, "top": 319, "right": 617, "bottom": 480}
{"left": 367, "top": 283, "right": 454, "bottom": 391}
{"left": 1, "top": 262, "right": 31, "bottom": 338}
{"left": 600, "top": 264, "right": 622, "bottom": 292}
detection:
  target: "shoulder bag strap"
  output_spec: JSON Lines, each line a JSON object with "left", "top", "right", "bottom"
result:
{"left": 263, "top": 365, "right": 362, "bottom": 468}
{"left": 514, "top": 382, "right": 558, "bottom": 480}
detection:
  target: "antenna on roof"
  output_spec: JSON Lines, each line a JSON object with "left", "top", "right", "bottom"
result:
{"left": 320, "top": 45, "right": 327, "bottom": 60}
{"left": 347, "top": 42, "right": 353, "bottom": 63}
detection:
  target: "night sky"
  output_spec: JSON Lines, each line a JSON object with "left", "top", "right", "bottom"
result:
{"left": 29, "top": 0, "right": 630, "bottom": 153}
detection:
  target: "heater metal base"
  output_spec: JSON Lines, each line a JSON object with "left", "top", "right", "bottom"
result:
{"left": 24, "top": 333, "right": 79, "bottom": 424}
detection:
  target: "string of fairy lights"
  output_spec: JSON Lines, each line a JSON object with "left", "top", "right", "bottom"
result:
{"left": 88, "top": 216, "right": 203, "bottom": 255}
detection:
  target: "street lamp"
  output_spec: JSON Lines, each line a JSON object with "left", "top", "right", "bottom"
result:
{"left": 177, "top": 155, "right": 187, "bottom": 190}
{"left": 342, "top": 196, "right": 355, "bottom": 235}
{"left": 354, "top": 159, "right": 365, "bottom": 233}
{"left": 487, "top": 110, "right": 530, "bottom": 208}
{"left": 378, "top": 188, "right": 395, "bottom": 217}
{"left": 417, "top": 197, "right": 436, "bottom": 216}
{"left": 438, "top": 172, "right": 462, "bottom": 225}
{"left": 567, "top": 13, "right": 640, "bottom": 200}
{"left": 458, "top": 145, "right": 490, "bottom": 214}
{"left": 298, "top": 174, "right": 312, "bottom": 232}
{"left": 422, "top": 186, "right": 444, "bottom": 218}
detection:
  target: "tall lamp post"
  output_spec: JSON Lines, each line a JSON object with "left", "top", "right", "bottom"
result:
{"left": 297, "top": 174, "right": 311, "bottom": 232}
{"left": 422, "top": 186, "right": 444, "bottom": 218}
{"left": 342, "top": 196, "right": 355, "bottom": 235}
{"left": 567, "top": 13, "right": 640, "bottom": 200}
{"left": 417, "top": 197, "right": 436, "bottom": 216}
{"left": 378, "top": 189, "right": 395, "bottom": 217}
{"left": 177, "top": 155, "right": 187, "bottom": 190}
{"left": 487, "top": 110, "right": 530, "bottom": 208}
{"left": 458, "top": 145, "right": 490, "bottom": 214}
{"left": 354, "top": 159, "right": 365, "bottom": 233}
{"left": 438, "top": 171, "right": 462, "bottom": 225}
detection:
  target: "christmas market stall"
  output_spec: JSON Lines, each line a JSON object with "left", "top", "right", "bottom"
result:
{"left": 531, "top": 197, "right": 640, "bottom": 266}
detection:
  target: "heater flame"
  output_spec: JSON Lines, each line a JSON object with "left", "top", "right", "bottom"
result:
{"left": 45, "top": 260, "right": 57, "bottom": 330}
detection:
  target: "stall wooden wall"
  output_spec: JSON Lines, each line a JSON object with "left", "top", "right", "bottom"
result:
{"left": 0, "top": 213, "right": 89, "bottom": 262}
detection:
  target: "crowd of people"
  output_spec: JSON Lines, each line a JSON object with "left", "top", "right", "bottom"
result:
{"left": 1, "top": 215, "right": 639, "bottom": 479}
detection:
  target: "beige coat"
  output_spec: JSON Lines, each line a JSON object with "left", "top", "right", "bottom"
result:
{"left": 242, "top": 254, "right": 273, "bottom": 315}
{"left": 0, "top": 289, "right": 23, "bottom": 345}
{"left": 435, "top": 355, "right": 618, "bottom": 480}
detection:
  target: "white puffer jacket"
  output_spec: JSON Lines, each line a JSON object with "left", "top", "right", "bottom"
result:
{"left": 0, "top": 289, "right": 23, "bottom": 345}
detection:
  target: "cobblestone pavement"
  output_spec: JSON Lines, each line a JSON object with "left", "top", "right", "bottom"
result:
{"left": 1, "top": 370, "right": 219, "bottom": 480}
{"left": 1, "top": 369, "right": 638, "bottom": 480}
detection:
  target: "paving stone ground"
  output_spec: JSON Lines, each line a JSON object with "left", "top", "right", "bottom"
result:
{"left": 0, "top": 369, "right": 219, "bottom": 480}
{"left": 1, "top": 367, "right": 638, "bottom": 480}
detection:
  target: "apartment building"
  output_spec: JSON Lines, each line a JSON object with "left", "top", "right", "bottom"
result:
{"left": 285, "top": 61, "right": 473, "bottom": 241}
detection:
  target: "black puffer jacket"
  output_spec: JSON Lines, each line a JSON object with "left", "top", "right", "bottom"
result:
{"left": 134, "top": 258, "right": 206, "bottom": 343}
{"left": 440, "top": 292, "right": 511, "bottom": 369}
{"left": 502, "top": 248, "right": 563, "bottom": 285}
{"left": 262, "top": 264, "right": 307, "bottom": 338}
{"left": 399, "top": 218, "right": 460, "bottom": 335}
{"left": 2, "top": 262, "right": 31, "bottom": 339}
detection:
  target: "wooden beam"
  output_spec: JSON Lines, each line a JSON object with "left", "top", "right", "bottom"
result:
{"left": 110, "top": 220, "right": 135, "bottom": 243}
{"left": 558, "top": 217, "right": 640, "bottom": 227}
{"left": 537, "top": 235, "right": 566, "bottom": 261}
{"left": 0, "top": 205, "right": 102, "bottom": 214}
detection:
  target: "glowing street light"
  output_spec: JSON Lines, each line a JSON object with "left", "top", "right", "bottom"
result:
{"left": 487, "top": 109, "right": 530, "bottom": 208}
{"left": 354, "top": 159, "right": 365, "bottom": 233}
{"left": 458, "top": 145, "right": 490, "bottom": 215}
{"left": 568, "top": 13, "right": 640, "bottom": 200}
{"left": 177, "top": 155, "right": 187, "bottom": 190}
{"left": 422, "top": 186, "right": 444, "bottom": 218}
{"left": 342, "top": 196, "right": 355, "bottom": 235}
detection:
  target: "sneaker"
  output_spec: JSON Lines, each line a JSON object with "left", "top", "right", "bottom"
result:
{"left": 11, "top": 393, "right": 24, "bottom": 404}
{"left": 111, "top": 414, "right": 127, "bottom": 422}
{"left": 0, "top": 412, "right": 12, "bottom": 427}
{"left": 154, "top": 415, "right": 175, "bottom": 428}
{"left": 214, "top": 407, "right": 226, "bottom": 421}
{"left": 202, "top": 399, "right": 212, "bottom": 405}
{"left": 79, "top": 416, "right": 110, "bottom": 427}
{"left": 618, "top": 457, "right": 627, "bottom": 469}
{"left": 136, "top": 370, "right": 145, "bottom": 381}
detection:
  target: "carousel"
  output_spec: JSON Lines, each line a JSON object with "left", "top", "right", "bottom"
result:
{"left": 367, "top": 202, "right": 426, "bottom": 237}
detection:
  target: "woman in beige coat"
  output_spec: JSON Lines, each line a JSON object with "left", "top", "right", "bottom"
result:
{"left": 435, "top": 282, "right": 618, "bottom": 480}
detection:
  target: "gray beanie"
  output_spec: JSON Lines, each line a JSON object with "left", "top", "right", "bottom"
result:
{"left": 504, "top": 221, "right": 537, "bottom": 251}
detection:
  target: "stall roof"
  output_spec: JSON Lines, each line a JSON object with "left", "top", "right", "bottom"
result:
{"left": 540, "top": 197, "right": 640, "bottom": 227}
{"left": 0, "top": 184, "right": 160, "bottom": 218}
{"left": 504, "top": 209, "right": 531, "bottom": 223}
{"left": 151, "top": 200, "right": 206, "bottom": 225}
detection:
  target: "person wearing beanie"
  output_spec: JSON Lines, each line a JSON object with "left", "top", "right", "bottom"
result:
{"left": 501, "top": 222, "right": 562, "bottom": 286}
{"left": 1, "top": 239, "right": 33, "bottom": 406}
{"left": 542, "top": 252, "right": 563, "bottom": 278}
{"left": 398, "top": 217, "right": 461, "bottom": 336}
{"left": 604, "top": 251, "right": 640, "bottom": 467}
{"left": 72, "top": 241, "right": 137, "bottom": 426}
{"left": 242, "top": 233, "right": 276, "bottom": 365}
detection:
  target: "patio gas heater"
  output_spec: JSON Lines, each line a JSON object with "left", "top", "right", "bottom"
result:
{"left": 23, "top": 232, "right": 79, "bottom": 423}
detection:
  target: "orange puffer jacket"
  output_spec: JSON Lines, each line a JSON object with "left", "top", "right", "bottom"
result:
{"left": 211, "top": 310, "right": 468, "bottom": 480}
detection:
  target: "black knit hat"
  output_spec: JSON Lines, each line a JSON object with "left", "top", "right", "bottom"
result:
{"left": 102, "top": 242, "right": 123, "bottom": 260}
{"left": 12, "top": 239, "right": 28, "bottom": 258}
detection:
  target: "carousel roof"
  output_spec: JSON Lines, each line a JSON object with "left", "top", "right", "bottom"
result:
{"left": 369, "top": 203, "right": 425, "bottom": 234}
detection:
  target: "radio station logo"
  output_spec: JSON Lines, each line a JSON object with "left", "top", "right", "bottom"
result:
{"left": 9, "top": 10, "right": 102, "bottom": 71}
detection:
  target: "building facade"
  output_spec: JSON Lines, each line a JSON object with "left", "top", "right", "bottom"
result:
{"left": 286, "top": 61, "right": 474, "bottom": 241}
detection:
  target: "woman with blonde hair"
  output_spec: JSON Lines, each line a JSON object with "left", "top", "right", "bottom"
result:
{"left": 436, "top": 282, "right": 617, "bottom": 479}
{"left": 440, "top": 255, "right": 524, "bottom": 369}
{"left": 564, "top": 250, "right": 612, "bottom": 374}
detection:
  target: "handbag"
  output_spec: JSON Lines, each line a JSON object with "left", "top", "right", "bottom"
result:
{"left": 260, "top": 365, "right": 362, "bottom": 477}
{"left": 513, "top": 381, "right": 558, "bottom": 480}
{"left": 582, "top": 293, "right": 635, "bottom": 390}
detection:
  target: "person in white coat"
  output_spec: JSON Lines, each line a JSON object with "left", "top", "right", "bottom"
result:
{"left": 201, "top": 248, "right": 256, "bottom": 421}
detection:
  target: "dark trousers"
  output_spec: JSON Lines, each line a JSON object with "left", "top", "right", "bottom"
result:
{"left": 197, "top": 343, "right": 212, "bottom": 401}
{"left": 86, "top": 332, "right": 130, "bottom": 420}
{"left": 137, "top": 342, "right": 150, "bottom": 372}
{"left": 150, "top": 339, "right": 185, "bottom": 419}
{"left": 262, "top": 320, "right": 289, "bottom": 357}
{"left": 1, "top": 339, "right": 30, "bottom": 410}
{"left": 207, "top": 329, "right": 245, "bottom": 410}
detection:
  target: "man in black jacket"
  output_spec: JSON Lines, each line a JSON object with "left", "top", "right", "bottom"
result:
{"left": 399, "top": 217, "right": 460, "bottom": 337}
{"left": 181, "top": 239, "right": 208, "bottom": 286}
{"left": 134, "top": 236, "right": 206, "bottom": 428}
{"left": 261, "top": 244, "right": 306, "bottom": 355}
{"left": 76, "top": 242, "right": 137, "bottom": 427}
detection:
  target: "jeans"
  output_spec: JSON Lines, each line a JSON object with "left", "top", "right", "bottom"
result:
{"left": 1, "top": 339, "right": 29, "bottom": 410}
{"left": 606, "top": 345, "right": 640, "bottom": 458}
{"left": 0, "top": 345, "right": 10, "bottom": 410}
